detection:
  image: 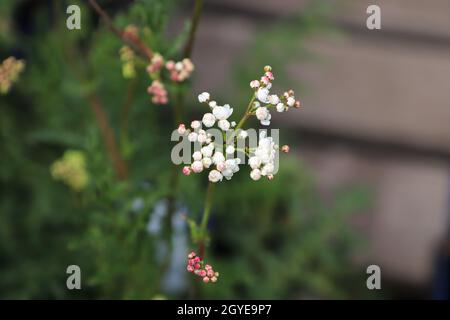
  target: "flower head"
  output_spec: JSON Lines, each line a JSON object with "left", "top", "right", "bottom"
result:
{"left": 186, "top": 251, "right": 219, "bottom": 284}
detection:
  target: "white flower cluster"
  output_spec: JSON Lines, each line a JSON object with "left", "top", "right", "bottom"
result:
{"left": 177, "top": 98, "right": 241, "bottom": 183}
{"left": 248, "top": 131, "right": 277, "bottom": 181}
{"left": 250, "top": 66, "right": 301, "bottom": 126}
{"left": 175, "top": 66, "right": 299, "bottom": 183}
{"left": 198, "top": 92, "right": 236, "bottom": 131}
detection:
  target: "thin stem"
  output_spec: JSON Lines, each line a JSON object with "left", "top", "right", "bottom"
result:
{"left": 88, "top": 0, "right": 153, "bottom": 60}
{"left": 198, "top": 181, "right": 214, "bottom": 258}
{"left": 184, "top": 0, "right": 204, "bottom": 58}
{"left": 227, "top": 94, "right": 256, "bottom": 145}
{"left": 200, "top": 182, "right": 215, "bottom": 231}
{"left": 87, "top": 94, "right": 129, "bottom": 180}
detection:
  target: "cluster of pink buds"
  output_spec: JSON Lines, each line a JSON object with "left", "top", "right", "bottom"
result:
{"left": 166, "top": 58, "right": 195, "bottom": 82}
{"left": 147, "top": 80, "right": 168, "bottom": 104}
{"left": 146, "top": 53, "right": 164, "bottom": 74}
{"left": 187, "top": 251, "right": 219, "bottom": 283}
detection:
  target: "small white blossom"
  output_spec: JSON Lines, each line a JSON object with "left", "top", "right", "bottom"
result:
{"left": 256, "top": 87, "right": 270, "bottom": 103}
{"left": 209, "top": 100, "right": 217, "bottom": 108}
{"left": 287, "top": 96, "right": 295, "bottom": 107}
{"left": 188, "top": 132, "right": 198, "bottom": 142}
{"left": 218, "top": 119, "right": 230, "bottom": 131}
{"left": 201, "top": 145, "right": 213, "bottom": 158}
{"left": 175, "top": 61, "right": 183, "bottom": 71}
{"left": 269, "top": 95, "right": 280, "bottom": 105}
{"left": 250, "top": 169, "right": 261, "bottom": 181}
{"left": 212, "top": 152, "right": 225, "bottom": 165}
{"left": 249, "top": 156, "right": 261, "bottom": 169}
{"left": 239, "top": 130, "right": 248, "bottom": 139}
{"left": 276, "top": 103, "right": 285, "bottom": 112}
{"left": 255, "top": 107, "right": 271, "bottom": 126}
{"left": 197, "top": 132, "right": 207, "bottom": 143}
{"left": 226, "top": 145, "right": 235, "bottom": 154}
{"left": 208, "top": 170, "right": 223, "bottom": 183}
{"left": 216, "top": 161, "right": 226, "bottom": 172}
{"left": 198, "top": 92, "right": 210, "bottom": 103}
{"left": 202, "top": 157, "right": 212, "bottom": 168}
{"left": 213, "top": 104, "right": 233, "bottom": 120}
{"left": 192, "top": 151, "right": 202, "bottom": 161}
{"left": 191, "top": 160, "right": 203, "bottom": 173}
{"left": 191, "top": 120, "right": 201, "bottom": 130}
{"left": 202, "top": 113, "right": 216, "bottom": 127}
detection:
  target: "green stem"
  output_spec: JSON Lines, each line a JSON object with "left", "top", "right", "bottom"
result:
{"left": 198, "top": 181, "right": 214, "bottom": 258}
{"left": 184, "top": 0, "right": 204, "bottom": 58}
{"left": 200, "top": 182, "right": 215, "bottom": 231}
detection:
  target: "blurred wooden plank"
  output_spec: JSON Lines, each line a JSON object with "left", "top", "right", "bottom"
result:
{"left": 301, "top": 145, "right": 449, "bottom": 285}
{"left": 208, "top": 0, "right": 450, "bottom": 38}
{"left": 285, "top": 35, "right": 450, "bottom": 153}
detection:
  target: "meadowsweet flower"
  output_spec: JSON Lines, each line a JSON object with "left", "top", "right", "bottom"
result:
{"left": 146, "top": 53, "right": 164, "bottom": 74}
{"left": 147, "top": 80, "right": 168, "bottom": 104}
{"left": 50, "top": 150, "right": 89, "bottom": 191}
{"left": 166, "top": 58, "right": 194, "bottom": 82}
{"left": 202, "top": 113, "right": 216, "bottom": 127}
{"left": 0, "top": 56, "right": 25, "bottom": 94}
{"left": 247, "top": 131, "right": 278, "bottom": 180}
{"left": 175, "top": 66, "right": 301, "bottom": 183}
{"left": 186, "top": 251, "right": 219, "bottom": 284}
{"left": 212, "top": 104, "right": 233, "bottom": 120}
{"left": 208, "top": 170, "right": 223, "bottom": 182}
{"left": 198, "top": 92, "right": 210, "bottom": 103}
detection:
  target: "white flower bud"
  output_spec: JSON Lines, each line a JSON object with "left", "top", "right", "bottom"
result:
{"left": 209, "top": 100, "right": 217, "bottom": 108}
{"left": 192, "top": 151, "right": 202, "bottom": 161}
{"left": 197, "top": 132, "right": 207, "bottom": 143}
{"left": 218, "top": 119, "right": 230, "bottom": 131}
{"left": 188, "top": 132, "right": 198, "bottom": 142}
{"left": 226, "top": 145, "right": 235, "bottom": 154}
{"left": 256, "top": 87, "right": 270, "bottom": 103}
{"left": 276, "top": 103, "right": 285, "bottom": 112}
{"left": 208, "top": 169, "right": 222, "bottom": 182}
{"left": 198, "top": 92, "right": 210, "bottom": 103}
{"left": 191, "top": 120, "right": 201, "bottom": 130}
{"left": 249, "top": 156, "right": 261, "bottom": 169}
{"left": 202, "top": 113, "right": 216, "bottom": 128}
{"left": 287, "top": 96, "right": 295, "bottom": 107}
{"left": 255, "top": 107, "right": 269, "bottom": 121}
{"left": 201, "top": 146, "right": 213, "bottom": 158}
{"left": 212, "top": 152, "right": 225, "bottom": 164}
{"left": 191, "top": 161, "right": 203, "bottom": 173}
{"left": 239, "top": 130, "right": 248, "bottom": 139}
{"left": 250, "top": 168, "right": 262, "bottom": 181}
{"left": 269, "top": 95, "right": 280, "bottom": 105}
{"left": 202, "top": 157, "right": 212, "bottom": 168}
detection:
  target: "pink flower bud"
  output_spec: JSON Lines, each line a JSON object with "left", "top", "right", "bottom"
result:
{"left": 187, "top": 265, "right": 194, "bottom": 272}
{"left": 199, "top": 270, "right": 207, "bottom": 277}
{"left": 182, "top": 166, "right": 191, "bottom": 176}
{"left": 260, "top": 76, "right": 270, "bottom": 85}
{"left": 207, "top": 269, "right": 214, "bottom": 277}
{"left": 203, "top": 277, "right": 210, "bottom": 283}
{"left": 177, "top": 124, "right": 186, "bottom": 135}
{"left": 195, "top": 263, "right": 201, "bottom": 270}
{"left": 166, "top": 61, "right": 175, "bottom": 70}
{"left": 205, "top": 264, "right": 212, "bottom": 270}
{"left": 265, "top": 71, "right": 274, "bottom": 80}
{"left": 281, "top": 145, "right": 290, "bottom": 153}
